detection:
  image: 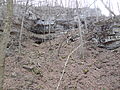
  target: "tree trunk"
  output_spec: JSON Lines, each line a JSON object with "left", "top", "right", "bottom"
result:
{"left": 76, "top": 0, "right": 84, "bottom": 59}
{"left": 19, "top": 0, "right": 29, "bottom": 54}
{"left": 0, "top": 0, "right": 13, "bottom": 89}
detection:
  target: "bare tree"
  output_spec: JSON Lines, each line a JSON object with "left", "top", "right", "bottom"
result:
{"left": 0, "top": 0, "right": 13, "bottom": 89}
{"left": 100, "top": 0, "right": 116, "bottom": 17}
{"left": 48, "top": 4, "right": 52, "bottom": 48}
{"left": 117, "top": 2, "right": 120, "bottom": 14}
{"left": 76, "top": 0, "right": 84, "bottom": 59}
{"left": 19, "top": 0, "right": 29, "bottom": 54}
{"left": 94, "top": 2, "right": 98, "bottom": 22}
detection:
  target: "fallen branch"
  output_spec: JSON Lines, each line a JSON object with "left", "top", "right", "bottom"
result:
{"left": 56, "top": 42, "right": 86, "bottom": 90}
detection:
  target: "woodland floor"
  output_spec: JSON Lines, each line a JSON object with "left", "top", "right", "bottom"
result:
{"left": 3, "top": 29, "right": 120, "bottom": 90}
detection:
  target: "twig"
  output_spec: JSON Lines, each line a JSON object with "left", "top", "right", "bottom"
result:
{"left": 56, "top": 42, "right": 86, "bottom": 90}
{"left": 100, "top": 0, "right": 116, "bottom": 17}
{"left": 88, "top": 0, "right": 98, "bottom": 8}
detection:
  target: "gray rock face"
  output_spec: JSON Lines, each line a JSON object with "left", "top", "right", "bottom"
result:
{"left": 93, "top": 19, "right": 120, "bottom": 50}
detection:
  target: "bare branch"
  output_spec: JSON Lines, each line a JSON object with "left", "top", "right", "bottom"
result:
{"left": 100, "top": 0, "right": 116, "bottom": 17}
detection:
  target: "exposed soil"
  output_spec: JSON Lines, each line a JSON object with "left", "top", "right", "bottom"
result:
{"left": 3, "top": 29, "right": 120, "bottom": 90}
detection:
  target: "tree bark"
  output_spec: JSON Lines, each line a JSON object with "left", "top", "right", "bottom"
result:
{"left": 19, "top": 0, "right": 29, "bottom": 54}
{"left": 76, "top": 0, "right": 84, "bottom": 59}
{"left": 0, "top": 0, "right": 13, "bottom": 89}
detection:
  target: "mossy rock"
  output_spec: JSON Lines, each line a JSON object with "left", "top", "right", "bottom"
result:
{"left": 37, "top": 85, "right": 44, "bottom": 89}
{"left": 32, "top": 67, "right": 43, "bottom": 77}
{"left": 83, "top": 69, "right": 89, "bottom": 74}
{"left": 61, "top": 56, "right": 67, "bottom": 59}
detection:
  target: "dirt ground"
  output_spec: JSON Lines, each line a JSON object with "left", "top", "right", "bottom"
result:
{"left": 3, "top": 30, "right": 120, "bottom": 90}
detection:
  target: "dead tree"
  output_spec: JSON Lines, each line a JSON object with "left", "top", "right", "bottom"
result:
{"left": 117, "top": 2, "right": 120, "bottom": 14}
{"left": 19, "top": 0, "right": 29, "bottom": 54}
{"left": 0, "top": 0, "right": 13, "bottom": 89}
{"left": 76, "top": 0, "right": 84, "bottom": 58}
{"left": 94, "top": 2, "right": 98, "bottom": 22}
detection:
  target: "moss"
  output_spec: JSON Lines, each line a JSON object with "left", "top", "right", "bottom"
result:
{"left": 102, "top": 88, "right": 106, "bottom": 90}
{"left": 83, "top": 69, "right": 89, "bottom": 74}
{"left": 61, "top": 56, "right": 67, "bottom": 59}
{"left": 32, "top": 67, "right": 43, "bottom": 77}
{"left": 37, "top": 85, "right": 44, "bottom": 89}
